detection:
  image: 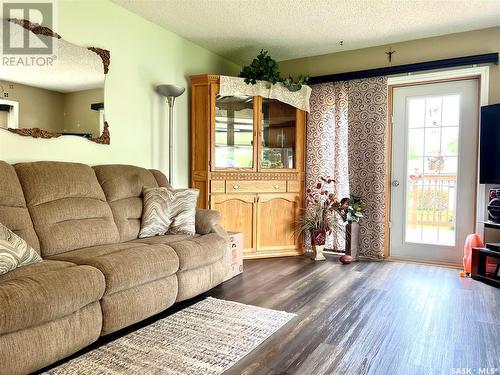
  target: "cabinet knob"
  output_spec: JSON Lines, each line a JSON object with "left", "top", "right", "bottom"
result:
{"left": 273, "top": 184, "right": 280, "bottom": 190}
{"left": 233, "top": 183, "right": 240, "bottom": 190}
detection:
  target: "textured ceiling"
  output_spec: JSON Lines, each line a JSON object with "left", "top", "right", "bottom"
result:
{"left": 113, "top": 0, "right": 500, "bottom": 64}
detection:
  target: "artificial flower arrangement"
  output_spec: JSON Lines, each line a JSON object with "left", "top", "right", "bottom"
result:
{"left": 296, "top": 177, "right": 365, "bottom": 260}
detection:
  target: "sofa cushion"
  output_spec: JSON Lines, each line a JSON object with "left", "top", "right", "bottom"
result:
{"left": 0, "top": 222, "right": 42, "bottom": 276}
{"left": 176, "top": 259, "right": 226, "bottom": 302}
{"left": 167, "top": 233, "right": 226, "bottom": 271}
{"left": 93, "top": 165, "right": 166, "bottom": 242}
{"left": 0, "top": 259, "right": 73, "bottom": 282}
{"left": 0, "top": 302, "right": 102, "bottom": 375}
{"left": 132, "top": 234, "right": 198, "bottom": 246}
{"left": 49, "top": 242, "right": 179, "bottom": 295}
{"left": 0, "top": 161, "right": 40, "bottom": 252}
{"left": 0, "top": 260, "right": 105, "bottom": 334}
{"left": 149, "top": 169, "right": 172, "bottom": 189}
{"left": 14, "top": 162, "right": 120, "bottom": 257}
{"left": 100, "top": 275, "right": 177, "bottom": 335}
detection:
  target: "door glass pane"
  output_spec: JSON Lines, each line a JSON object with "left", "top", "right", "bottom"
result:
{"left": 441, "top": 127, "right": 459, "bottom": 156}
{"left": 424, "top": 127, "right": 441, "bottom": 156}
{"left": 405, "top": 95, "right": 460, "bottom": 246}
{"left": 261, "top": 99, "right": 296, "bottom": 169}
{"left": 408, "top": 98, "right": 425, "bottom": 128}
{"left": 442, "top": 95, "right": 460, "bottom": 126}
{"left": 215, "top": 95, "right": 254, "bottom": 168}
{"left": 425, "top": 97, "right": 442, "bottom": 127}
{"left": 408, "top": 128, "right": 424, "bottom": 157}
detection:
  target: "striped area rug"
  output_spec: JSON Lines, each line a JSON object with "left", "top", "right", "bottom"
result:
{"left": 45, "top": 297, "right": 296, "bottom": 375}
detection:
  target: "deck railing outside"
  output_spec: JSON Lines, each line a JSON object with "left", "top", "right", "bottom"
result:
{"left": 407, "top": 174, "right": 456, "bottom": 229}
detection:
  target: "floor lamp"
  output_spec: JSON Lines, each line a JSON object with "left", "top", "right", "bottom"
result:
{"left": 157, "top": 84, "right": 185, "bottom": 186}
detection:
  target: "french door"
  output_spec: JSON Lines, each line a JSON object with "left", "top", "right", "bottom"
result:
{"left": 390, "top": 79, "right": 479, "bottom": 264}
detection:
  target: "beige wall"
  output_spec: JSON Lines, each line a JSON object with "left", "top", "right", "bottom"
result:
{"left": 0, "top": 81, "right": 104, "bottom": 136}
{"left": 63, "top": 88, "right": 104, "bottom": 137}
{"left": 0, "top": 112, "right": 8, "bottom": 129}
{"left": 0, "top": 0, "right": 240, "bottom": 188}
{"left": 0, "top": 80, "right": 65, "bottom": 132}
{"left": 280, "top": 27, "right": 500, "bottom": 104}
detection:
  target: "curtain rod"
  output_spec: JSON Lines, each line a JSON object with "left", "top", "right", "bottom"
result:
{"left": 309, "top": 53, "right": 499, "bottom": 84}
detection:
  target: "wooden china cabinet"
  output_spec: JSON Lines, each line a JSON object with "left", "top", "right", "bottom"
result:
{"left": 190, "top": 74, "right": 306, "bottom": 259}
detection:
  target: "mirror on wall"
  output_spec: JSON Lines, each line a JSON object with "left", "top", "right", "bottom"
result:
{"left": 0, "top": 18, "right": 110, "bottom": 144}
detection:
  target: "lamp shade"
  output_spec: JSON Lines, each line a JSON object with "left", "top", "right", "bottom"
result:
{"left": 156, "top": 84, "right": 185, "bottom": 98}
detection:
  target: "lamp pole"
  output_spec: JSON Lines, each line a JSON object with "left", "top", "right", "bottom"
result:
{"left": 156, "top": 84, "right": 185, "bottom": 186}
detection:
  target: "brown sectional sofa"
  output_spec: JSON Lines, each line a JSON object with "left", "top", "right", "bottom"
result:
{"left": 0, "top": 161, "right": 229, "bottom": 375}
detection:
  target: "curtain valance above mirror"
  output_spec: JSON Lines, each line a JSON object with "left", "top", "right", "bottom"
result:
{"left": 219, "top": 76, "right": 312, "bottom": 112}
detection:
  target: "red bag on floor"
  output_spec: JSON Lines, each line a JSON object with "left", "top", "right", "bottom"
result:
{"left": 463, "top": 234, "right": 484, "bottom": 274}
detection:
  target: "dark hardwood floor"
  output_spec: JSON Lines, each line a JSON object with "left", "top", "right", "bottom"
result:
{"left": 207, "top": 255, "right": 500, "bottom": 375}
{"left": 38, "top": 255, "right": 499, "bottom": 375}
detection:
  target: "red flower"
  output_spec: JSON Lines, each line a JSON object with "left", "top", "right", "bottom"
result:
{"left": 316, "top": 183, "right": 322, "bottom": 189}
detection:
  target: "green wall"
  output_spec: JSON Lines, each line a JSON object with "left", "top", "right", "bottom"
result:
{"left": 0, "top": 0, "right": 240, "bottom": 187}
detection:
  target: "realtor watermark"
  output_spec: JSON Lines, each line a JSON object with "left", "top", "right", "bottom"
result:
{"left": 451, "top": 368, "right": 498, "bottom": 374}
{"left": 2, "top": 2, "right": 57, "bottom": 66}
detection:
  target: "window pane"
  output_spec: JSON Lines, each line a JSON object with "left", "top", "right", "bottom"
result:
{"left": 442, "top": 95, "right": 460, "bottom": 126}
{"left": 425, "top": 97, "right": 442, "bottom": 127}
{"left": 408, "top": 128, "right": 425, "bottom": 157}
{"left": 441, "top": 156, "right": 458, "bottom": 175}
{"left": 408, "top": 98, "right": 425, "bottom": 128}
{"left": 441, "top": 127, "right": 459, "bottom": 156}
{"left": 424, "top": 127, "right": 441, "bottom": 156}
{"left": 215, "top": 95, "right": 254, "bottom": 168}
{"left": 261, "top": 99, "right": 296, "bottom": 169}
{"left": 408, "top": 156, "right": 424, "bottom": 178}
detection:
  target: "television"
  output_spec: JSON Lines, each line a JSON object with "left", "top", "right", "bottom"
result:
{"left": 480, "top": 103, "right": 500, "bottom": 184}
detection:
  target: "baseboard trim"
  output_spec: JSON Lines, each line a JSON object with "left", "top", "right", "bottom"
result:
{"left": 244, "top": 249, "right": 304, "bottom": 260}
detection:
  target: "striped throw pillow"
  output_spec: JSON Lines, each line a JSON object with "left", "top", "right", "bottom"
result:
{"left": 0, "top": 222, "right": 42, "bottom": 276}
{"left": 139, "top": 187, "right": 199, "bottom": 238}
{"left": 167, "top": 188, "right": 199, "bottom": 235}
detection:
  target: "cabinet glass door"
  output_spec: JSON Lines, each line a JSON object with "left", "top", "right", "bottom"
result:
{"left": 261, "top": 98, "right": 296, "bottom": 169}
{"left": 214, "top": 95, "right": 254, "bottom": 169}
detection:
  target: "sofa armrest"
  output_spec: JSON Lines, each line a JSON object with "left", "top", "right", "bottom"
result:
{"left": 195, "top": 208, "right": 223, "bottom": 235}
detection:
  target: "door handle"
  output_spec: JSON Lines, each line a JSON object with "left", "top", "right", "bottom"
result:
{"left": 391, "top": 180, "right": 400, "bottom": 187}
{"left": 232, "top": 183, "right": 240, "bottom": 190}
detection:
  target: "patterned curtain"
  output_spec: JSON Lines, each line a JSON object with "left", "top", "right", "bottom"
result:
{"left": 307, "top": 77, "right": 388, "bottom": 258}
{"left": 307, "top": 82, "right": 350, "bottom": 250}
{"left": 347, "top": 77, "right": 388, "bottom": 259}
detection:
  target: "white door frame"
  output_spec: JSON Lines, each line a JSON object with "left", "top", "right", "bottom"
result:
{"left": 387, "top": 66, "right": 489, "bottom": 264}
{"left": 0, "top": 99, "right": 19, "bottom": 129}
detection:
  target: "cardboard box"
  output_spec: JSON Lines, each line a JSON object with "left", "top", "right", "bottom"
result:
{"left": 223, "top": 232, "right": 243, "bottom": 282}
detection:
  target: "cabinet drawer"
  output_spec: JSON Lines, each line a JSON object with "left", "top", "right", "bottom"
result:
{"left": 210, "top": 180, "right": 225, "bottom": 193}
{"left": 226, "top": 180, "right": 286, "bottom": 193}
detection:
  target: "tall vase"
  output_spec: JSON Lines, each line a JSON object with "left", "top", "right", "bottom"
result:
{"left": 311, "top": 228, "right": 327, "bottom": 261}
{"left": 345, "top": 222, "right": 360, "bottom": 261}
{"left": 312, "top": 244, "right": 326, "bottom": 261}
